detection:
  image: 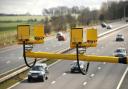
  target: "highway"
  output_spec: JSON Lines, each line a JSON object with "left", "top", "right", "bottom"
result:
{"left": 0, "top": 21, "right": 126, "bottom": 75}
{"left": 11, "top": 24, "right": 128, "bottom": 89}
{"left": 0, "top": 21, "right": 126, "bottom": 74}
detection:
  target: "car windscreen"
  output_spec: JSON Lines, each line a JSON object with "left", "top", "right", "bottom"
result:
{"left": 116, "top": 49, "right": 125, "bottom": 53}
{"left": 31, "top": 66, "right": 44, "bottom": 71}
{"left": 72, "top": 62, "right": 83, "bottom": 67}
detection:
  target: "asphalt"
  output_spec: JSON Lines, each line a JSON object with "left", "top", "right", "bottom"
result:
{"left": 11, "top": 24, "right": 128, "bottom": 89}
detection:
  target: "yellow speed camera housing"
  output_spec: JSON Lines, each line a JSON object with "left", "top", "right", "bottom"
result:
{"left": 17, "top": 25, "right": 30, "bottom": 41}
{"left": 70, "top": 27, "right": 97, "bottom": 48}
{"left": 70, "top": 28, "right": 83, "bottom": 48}
{"left": 86, "top": 28, "right": 97, "bottom": 47}
{"left": 17, "top": 24, "right": 45, "bottom": 44}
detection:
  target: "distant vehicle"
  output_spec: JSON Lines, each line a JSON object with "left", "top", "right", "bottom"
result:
{"left": 113, "top": 48, "right": 127, "bottom": 57}
{"left": 101, "top": 22, "right": 107, "bottom": 28}
{"left": 27, "top": 63, "right": 48, "bottom": 82}
{"left": 70, "top": 61, "right": 86, "bottom": 73}
{"left": 56, "top": 32, "right": 66, "bottom": 41}
{"left": 126, "top": 19, "right": 128, "bottom": 22}
{"left": 101, "top": 22, "right": 112, "bottom": 29}
{"left": 116, "top": 34, "right": 124, "bottom": 41}
{"left": 106, "top": 24, "right": 112, "bottom": 29}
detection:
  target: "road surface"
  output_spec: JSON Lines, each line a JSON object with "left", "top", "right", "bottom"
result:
{"left": 11, "top": 24, "right": 128, "bottom": 89}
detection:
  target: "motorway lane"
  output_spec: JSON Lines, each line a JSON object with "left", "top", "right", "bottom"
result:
{"left": 11, "top": 25, "right": 128, "bottom": 89}
{"left": 119, "top": 69, "right": 128, "bottom": 89}
{"left": 0, "top": 21, "right": 126, "bottom": 74}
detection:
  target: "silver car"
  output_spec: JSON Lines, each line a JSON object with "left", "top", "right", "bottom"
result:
{"left": 27, "top": 63, "right": 48, "bottom": 82}
{"left": 113, "top": 48, "right": 127, "bottom": 57}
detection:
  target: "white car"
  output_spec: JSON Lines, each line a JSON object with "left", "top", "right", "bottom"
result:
{"left": 107, "top": 24, "right": 112, "bottom": 29}
{"left": 56, "top": 32, "right": 66, "bottom": 41}
{"left": 101, "top": 22, "right": 112, "bottom": 29}
{"left": 113, "top": 48, "right": 127, "bottom": 57}
{"left": 27, "top": 63, "right": 48, "bottom": 82}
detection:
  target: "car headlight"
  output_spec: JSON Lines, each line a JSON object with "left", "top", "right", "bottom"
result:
{"left": 39, "top": 72, "right": 45, "bottom": 76}
{"left": 80, "top": 66, "right": 84, "bottom": 68}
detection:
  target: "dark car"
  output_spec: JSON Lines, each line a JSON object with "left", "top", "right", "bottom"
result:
{"left": 70, "top": 61, "right": 86, "bottom": 73}
{"left": 126, "top": 19, "right": 128, "bottom": 22}
{"left": 101, "top": 22, "right": 107, "bottom": 28}
{"left": 116, "top": 34, "right": 124, "bottom": 41}
{"left": 101, "top": 22, "right": 112, "bottom": 29}
{"left": 113, "top": 48, "right": 127, "bottom": 57}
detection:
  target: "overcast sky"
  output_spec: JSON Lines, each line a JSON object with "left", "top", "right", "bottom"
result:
{"left": 0, "top": 0, "right": 119, "bottom": 15}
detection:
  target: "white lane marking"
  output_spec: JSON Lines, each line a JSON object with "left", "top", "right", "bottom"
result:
{"left": 90, "top": 74, "right": 95, "bottom": 77}
{"left": 6, "top": 61, "right": 10, "bottom": 64}
{"left": 51, "top": 81, "right": 56, "bottom": 84}
{"left": 101, "top": 46, "right": 104, "bottom": 48}
{"left": 97, "top": 49, "right": 99, "bottom": 52}
{"left": 7, "top": 82, "right": 20, "bottom": 89}
{"left": 103, "top": 62, "right": 106, "bottom": 64}
{"left": 98, "top": 67, "right": 101, "bottom": 70}
{"left": 19, "top": 57, "right": 22, "bottom": 60}
{"left": 46, "top": 47, "right": 49, "bottom": 50}
{"left": 53, "top": 45, "right": 56, "bottom": 47}
{"left": 48, "top": 60, "right": 61, "bottom": 68}
{"left": 92, "top": 53, "right": 95, "bottom": 55}
{"left": 116, "top": 66, "right": 128, "bottom": 89}
{"left": 0, "top": 46, "right": 20, "bottom": 54}
{"left": 83, "top": 82, "right": 87, "bottom": 86}
{"left": 62, "top": 73, "right": 67, "bottom": 76}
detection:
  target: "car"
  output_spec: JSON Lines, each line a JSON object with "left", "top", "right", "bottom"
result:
{"left": 27, "top": 63, "right": 48, "bottom": 82}
{"left": 126, "top": 19, "right": 128, "bottom": 22}
{"left": 70, "top": 61, "right": 86, "bottom": 73}
{"left": 101, "top": 22, "right": 107, "bottom": 28}
{"left": 101, "top": 22, "right": 112, "bottom": 29}
{"left": 106, "top": 24, "right": 112, "bottom": 29}
{"left": 116, "top": 34, "right": 124, "bottom": 41}
{"left": 56, "top": 32, "right": 66, "bottom": 41}
{"left": 113, "top": 48, "right": 127, "bottom": 57}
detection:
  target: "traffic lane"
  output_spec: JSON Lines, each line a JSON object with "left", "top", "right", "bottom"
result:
{"left": 12, "top": 61, "right": 102, "bottom": 89}
{"left": 11, "top": 24, "right": 128, "bottom": 89}
{"left": 82, "top": 27, "right": 128, "bottom": 89}
{"left": 0, "top": 21, "right": 126, "bottom": 74}
{"left": 120, "top": 70, "right": 128, "bottom": 89}
{"left": 46, "top": 27, "right": 128, "bottom": 89}
{"left": 84, "top": 64, "right": 127, "bottom": 89}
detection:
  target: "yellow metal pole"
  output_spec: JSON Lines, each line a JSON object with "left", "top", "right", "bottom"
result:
{"left": 26, "top": 51, "right": 128, "bottom": 64}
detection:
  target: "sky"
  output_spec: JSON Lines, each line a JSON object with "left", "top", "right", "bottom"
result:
{"left": 0, "top": 0, "right": 119, "bottom": 15}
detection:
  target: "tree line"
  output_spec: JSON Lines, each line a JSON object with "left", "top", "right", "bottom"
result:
{"left": 41, "top": 1, "right": 128, "bottom": 34}
{"left": 100, "top": 1, "right": 128, "bottom": 21}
